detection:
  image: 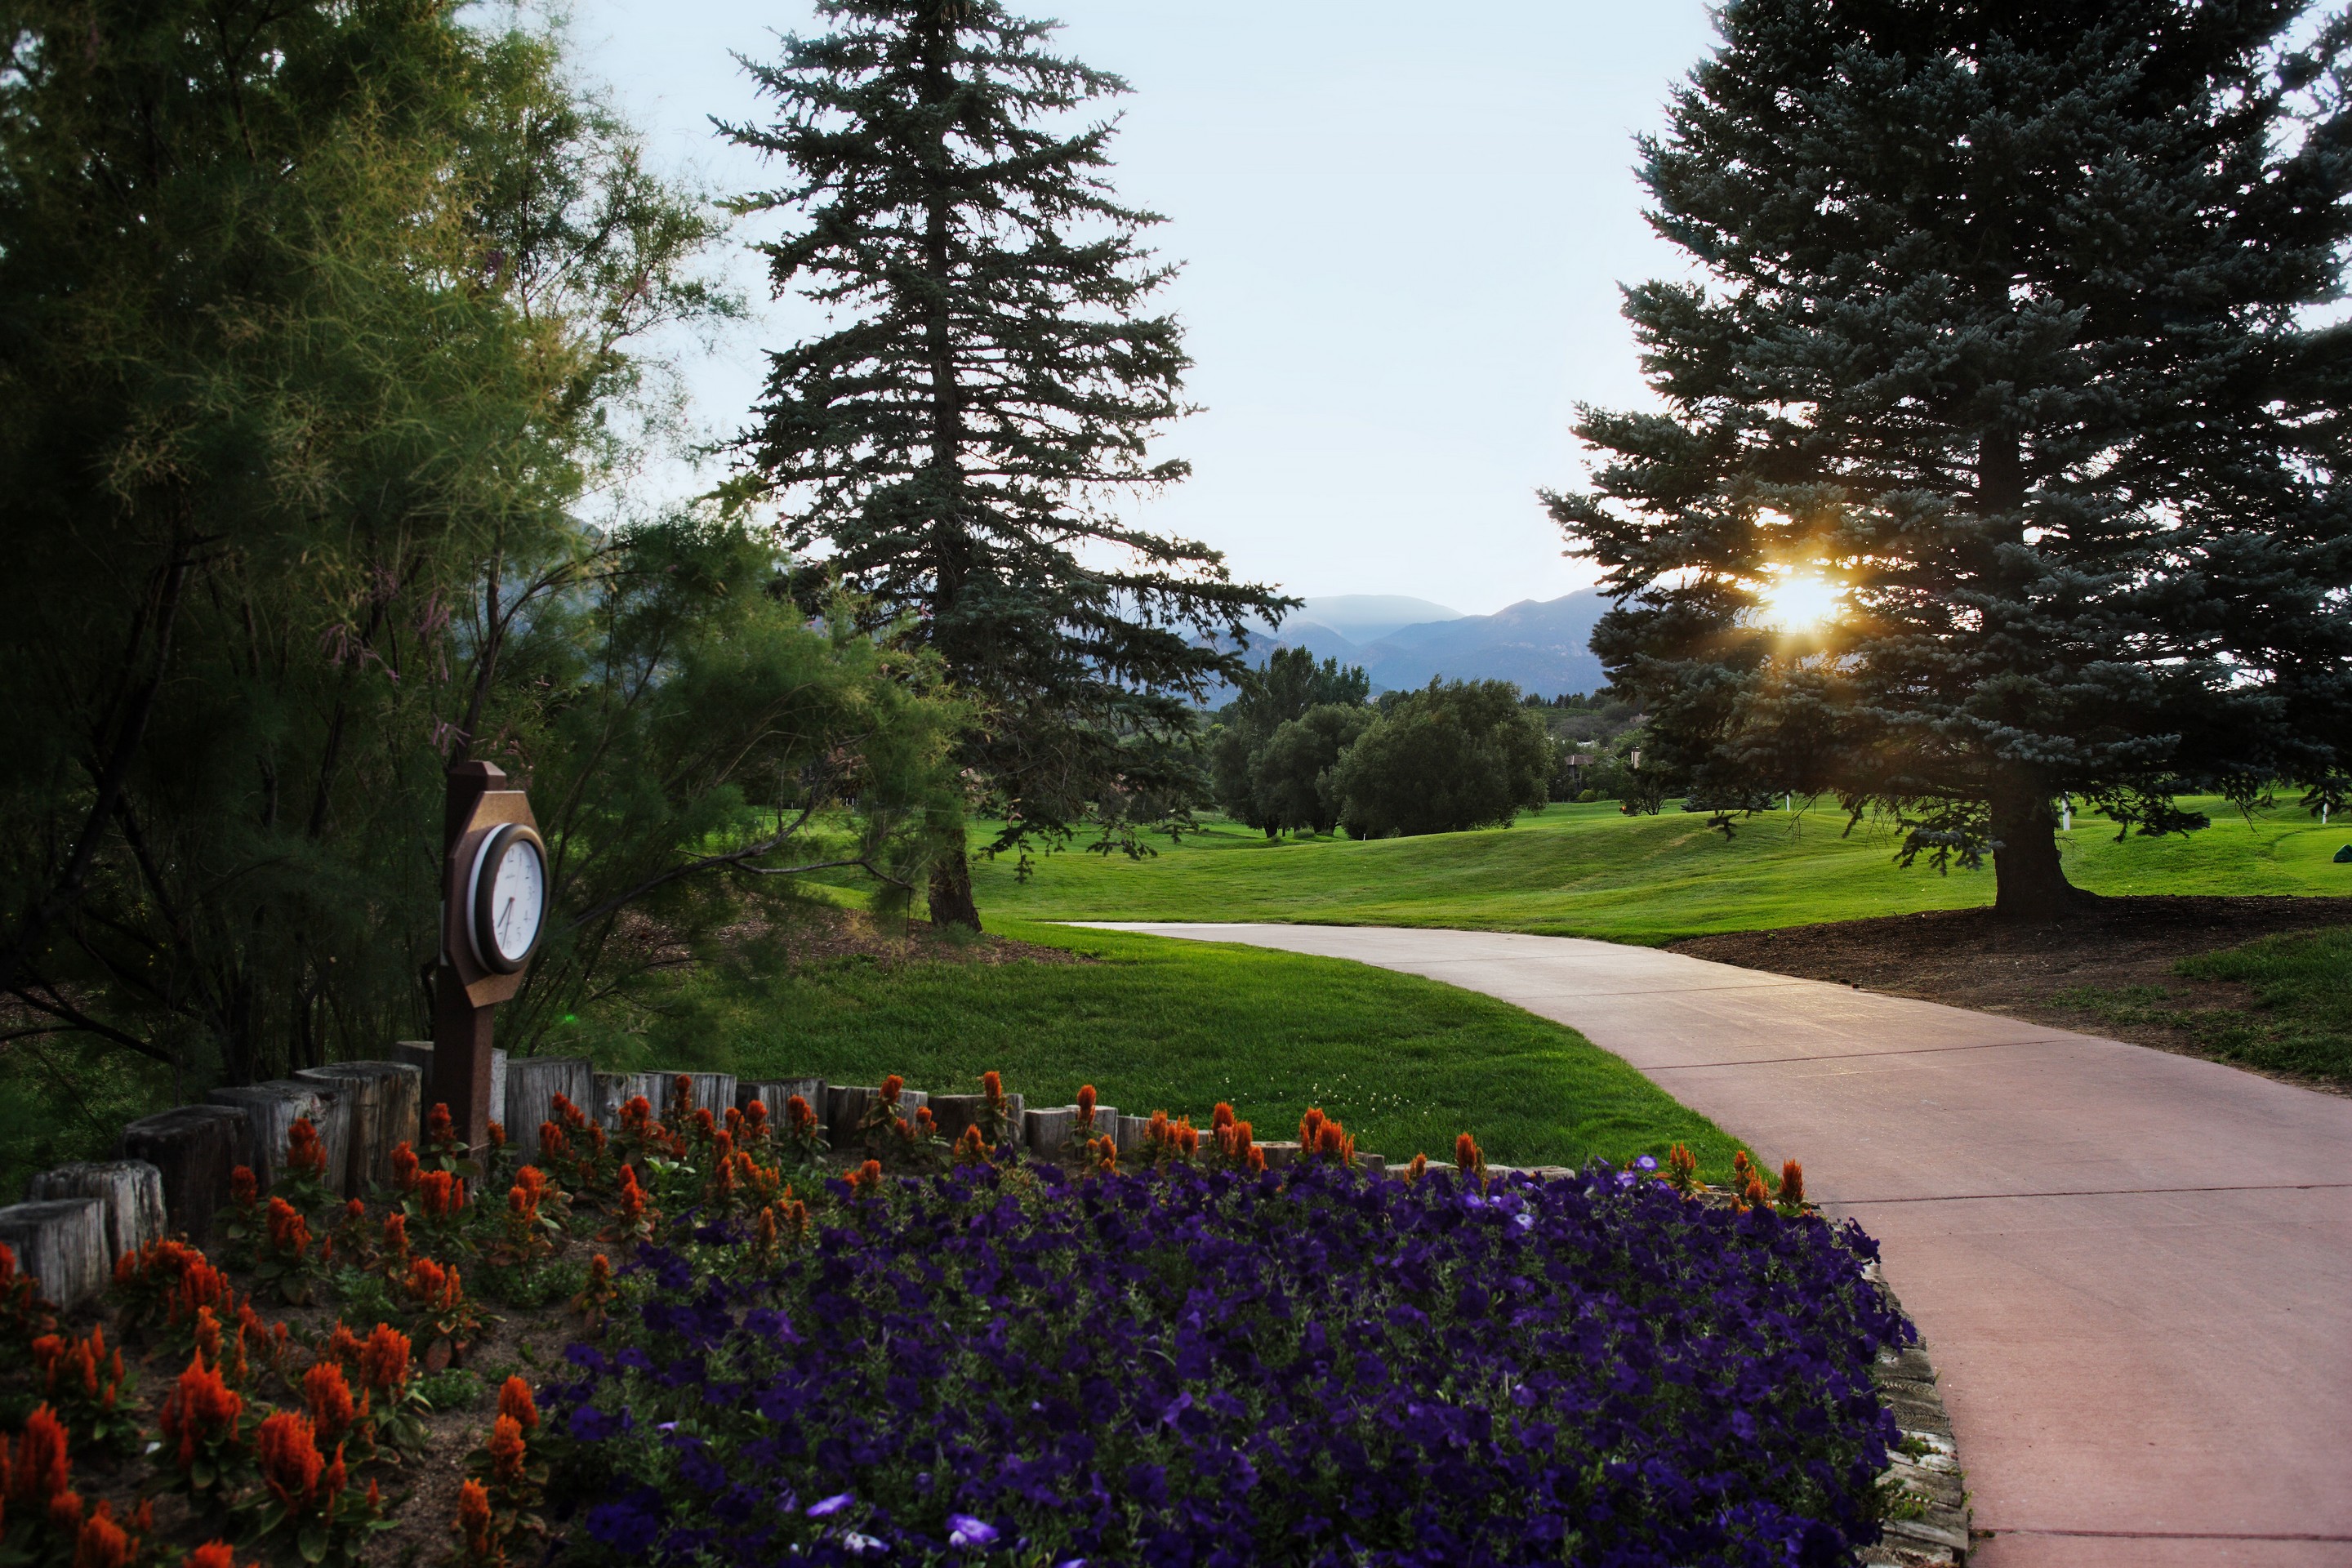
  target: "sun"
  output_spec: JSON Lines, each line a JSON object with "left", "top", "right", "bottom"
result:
{"left": 1756, "top": 571, "right": 1842, "bottom": 633}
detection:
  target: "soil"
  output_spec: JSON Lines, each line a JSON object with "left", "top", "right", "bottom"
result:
{"left": 1669, "top": 895, "right": 2352, "bottom": 1094}
{"left": 608, "top": 902, "right": 1090, "bottom": 978}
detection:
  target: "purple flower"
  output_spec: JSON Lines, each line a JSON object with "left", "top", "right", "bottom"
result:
{"left": 947, "top": 1513, "right": 999, "bottom": 1548}
{"left": 806, "top": 1493, "right": 854, "bottom": 1519}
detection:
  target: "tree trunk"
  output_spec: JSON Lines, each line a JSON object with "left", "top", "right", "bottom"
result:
{"left": 1989, "top": 770, "right": 2089, "bottom": 921}
{"left": 929, "top": 850, "right": 982, "bottom": 933}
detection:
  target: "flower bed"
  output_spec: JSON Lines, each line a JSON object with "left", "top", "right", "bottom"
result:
{"left": 549, "top": 1156, "right": 1912, "bottom": 1567}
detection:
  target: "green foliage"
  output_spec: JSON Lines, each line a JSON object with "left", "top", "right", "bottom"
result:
{"left": 575, "top": 919, "right": 1748, "bottom": 1178}
{"left": 724, "top": 0, "right": 1287, "bottom": 913}
{"left": 1548, "top": 2, "right": 2352, "bottom": 918}
{"left": 967, "top": 795, "right": 2352, "bottom": 943}
{"left": 1330, "top": 680, "right": 1552, "bottom": 839}
{"left": 0, "top": 0, "right": 964, "bottom": 1111}
{"left": 1208, "top": 648, "right": 1374, "bottom": 833}
{"left": 1251, "top": 706, "right": 1376, "bottom": 837}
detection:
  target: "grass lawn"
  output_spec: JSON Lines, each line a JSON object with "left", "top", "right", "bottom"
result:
{"left": 962, "top": 797, "right": 2352, "bottom": 942}
{"left": 2056, "top": 925, "right": 2352, "bottom": 1084}
{"left": 558, "top": 918, "right": 1752, "bottom": 1180}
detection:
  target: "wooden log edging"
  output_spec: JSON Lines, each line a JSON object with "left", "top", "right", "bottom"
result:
{"left": 116, "top": 1105, "right": 247, "bottom": 1250}
{"left": 296, "top": 1060, "right": 422, "bottom": 1194}
{"left": 27, "top": 1161, "right": 167, "bottom": 1263}
{"left": 0, "top": 1198, "right": 109, "bottom": 1308}
{"left": 1860, "top": 1271, "right": 1974, "bottom": 1566}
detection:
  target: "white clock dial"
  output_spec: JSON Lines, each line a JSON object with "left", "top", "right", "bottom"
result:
{"left": 466, "top": 823, "right": 549, "bottom": 973}
{"left": 489, "top": 837, "right": 544, "bottom": 962}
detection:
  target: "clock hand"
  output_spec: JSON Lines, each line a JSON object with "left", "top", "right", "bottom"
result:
{"left": 500, "top": 896, "right": 515, "bottom": 940}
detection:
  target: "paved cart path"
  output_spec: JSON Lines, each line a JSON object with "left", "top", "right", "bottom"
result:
{"left": 1073, "top": 923, "right": 2352, "bottom": 1568}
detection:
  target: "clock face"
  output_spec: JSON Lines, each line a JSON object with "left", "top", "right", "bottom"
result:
{"left": 487, "top": 836, "right": 545, "bottom": 963}
{"left": 468, "top": 824, "right": 548, "bottom": 973}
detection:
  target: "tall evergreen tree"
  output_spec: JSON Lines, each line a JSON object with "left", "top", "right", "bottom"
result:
{"left": 725, "top": 0, "right": 1283, "bottom": 929}
{"left": 1550, "top": 2, "right": 2352, "bottom": 920}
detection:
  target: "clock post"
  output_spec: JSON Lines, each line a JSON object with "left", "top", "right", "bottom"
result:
{"left": 430, "top": 761, "right": 548, "bottom": 1151}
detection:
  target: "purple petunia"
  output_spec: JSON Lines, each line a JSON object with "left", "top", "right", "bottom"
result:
{"left": 947, "top": 1513, "right": 999, "bottom": 1548}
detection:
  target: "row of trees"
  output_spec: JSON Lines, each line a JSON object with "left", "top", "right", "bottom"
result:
{"left": 1208, "top": 650, "right": 1555, "bottom": 839}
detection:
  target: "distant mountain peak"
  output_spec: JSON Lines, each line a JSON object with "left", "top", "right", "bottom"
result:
{"left": 1231, "top": 588, "right": 1612, "bottom": 700}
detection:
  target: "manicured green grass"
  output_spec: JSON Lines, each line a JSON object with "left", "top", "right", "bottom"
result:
{"left": 559, "top": 919, "right": 1749, "bottom": 1178}
{"left": 2056, "top": 926, "right": 2352, "bottom": 1085}
{"left": 964, "top": 798, "right": 2352, "bottom": 943}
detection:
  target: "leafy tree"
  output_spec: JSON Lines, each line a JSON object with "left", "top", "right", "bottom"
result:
{"left": 0, "top": 0, "right": 956, "bottom": 1151}
{"left": 725, "top": 0, "right": 1287, "bottom": 928}
{"left": 1330, "top": 681, "right": 1552, "bottom": 839}
{"left": 1251, "top": 706, "right": 1377, "bottom": 836}
{"left": 1207, "top": 648, "right": 1372, "bottom": 832}
{"left": 1549, "top": 2, "right": 2352, "bottom": 920}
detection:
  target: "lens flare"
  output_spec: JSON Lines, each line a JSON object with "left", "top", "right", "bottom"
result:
{"left": 1757, "top": 571, "right": 1842, "bottom": 632}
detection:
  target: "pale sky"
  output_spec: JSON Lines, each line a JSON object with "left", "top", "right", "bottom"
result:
{"left": 572, "top": 1, "right": 1719, "bottom": 617}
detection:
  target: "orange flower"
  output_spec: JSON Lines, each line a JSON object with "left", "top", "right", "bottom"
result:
{"left": 670, "top": 1073, "right": 695, "bottom": 1117}
{"left": 692, "top": 1107, "right": 717, "bottom": 1143}
{"left": 743, "top": 1100, "right": 769, "bottom": 1136}
{"left": 48, "top": 1488, "right": 83, "bottom": 1535}
{"left": 1666, "top": 1143, "right": 1699, "bottom": 1194}
{"left": 620, "top": 1095, "right": 653, "bottom": 1134}
{"left": 497, "top": 1376, "right": 537, "bottom": 1432}
{"left": 1246, "top": 1146, "right": 1267, "bottom": 1174}
{"left": 980, "top": 1070, "right": 1003, "bottom": 1102}
{"left": 487, "top": 1414, "right": 527, "bottom": 1486}
{"left": 784, "top": 1094, "right": 814, "bottom": 1133}
{"left": 1742, "top": 1171, "right": 1769, "bottom": 1211}
{"left": 358, "top": 1325, "right": 411, "bottom": 1394}
{"left": 1731, "top": 1149, "right": 1755, "bottom": 1191}
{"left": 256, "top": 1411, "right": 323, "bottom": 1509}
{"left": 319, "top": 1445, "right": 346, "bottom": 1505}
{"left": 1779, "top": 1160, "right": 1806, "bottom": 1207}
{"left": 1075, "top": 1085, "right": 1096, "bottom": 1119}
{"left": 303, "top": 1361, "right": 357, "bottom": 1442}
{"left": 1407, "top": 1152, "right": 1428, "bottom": 1184}
{"left": 14, "top": 1404, "right": 69, "bottom": 1501}
{"left": 1211, "top": 1102, "right": 1235, "bottom": 1132}
{"left": 956, "top": 1125, "right": 986, "bottom": 1163}
{"left": 265, "top": 1198, "right": 310, "bottom": 1258}
{"left": 615, "top": 1164, "right": 646, "bottom": 1220}
{"left": 586, "top": 1254, "right": 611, "bottom": 1295}
{"left": 174, "top": 1257, "right": 231, "bottom": 1324}
{"left": 405, "top": 1258, "right": 461, "bottom": 1314}
{"left": 390, "top": 1142, "right": 420, "bottom": 1191}
{"left": 416, "top": 1169, "right": 466, "bottom": 1219}
{"left": 486, "top": 1121, "right": 506, "bottom": 1150}
{"left": 229, "top": 1167, "right": 257, "bottom": 1209}
{"left": 381, "top": 1213, "right": 410, "bottom": 1263}
{"left": 70, "top": 1507, "right": 128, "bottom": 1568}
{"left": 1299, "top": 1108, "right": 1326, "bottom": 1148}
{"left": 286, "top": 1119, "right": 328, "bottom": 1180}
{"left": 160, "top": 1359, "right": 243, "bottom": 1469}
{"left": 425, "top": 1103, "right": 455, "bottom": 1147}
{"left": 540, "top": 1121, "right": 568, "bottom": 1160}
{"left": 1092, "top": 1136, "right": 1117, "bottom": 1174}
{"left": 1454, "top": 1133, "right": 1484, "bottom": 1177}
{"left": 183, "top": 1543, "right": 241, "bottom": 1568}
{"left": 456, "top": 1478, "right": 492, "bottom": 1558}
{"left": 849, "top": 1159, "right": 883, "bottom": 1193}
{"left": 327, "top": 1322, "right": 363, "bottom": 1369}
{"left": 879, "top": 1073, "right": 902, "bottom": 1107}
{"left": 1315, "top": 1120, "right": 1352, "bottom": 1162}
{"left": 551, "top": 1092, "right": 586, "bottom": 1130}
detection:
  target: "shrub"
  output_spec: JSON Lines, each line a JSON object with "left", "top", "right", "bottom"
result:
{"left": 546, "top": 1160, "right": 1909, "bottom": 1566}
{"left": 1331, "top": 679, "right": 1552, "bottom": 838}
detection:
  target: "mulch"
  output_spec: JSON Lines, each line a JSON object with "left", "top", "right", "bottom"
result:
{"left": 1669, "top": 894, "right": 2352, "bottom": 1093}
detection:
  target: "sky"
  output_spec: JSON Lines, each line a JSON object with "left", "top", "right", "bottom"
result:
{"left": 571, "top": 1, "right": 1720, "bottom": 617}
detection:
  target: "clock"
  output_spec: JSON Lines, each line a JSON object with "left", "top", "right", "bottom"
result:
{"left": 465, "top": 823, "right": 549, "bottom": 974}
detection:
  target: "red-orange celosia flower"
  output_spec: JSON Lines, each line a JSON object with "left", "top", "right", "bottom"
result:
{"left": 13, "top": 1403, "right": 69, "bottom": 1502}
{"left": 540, "top": 1121, "right": 567, "bottom": 1160}
{"left": 160, "top": 1357, "right": 243, "bottom": 1469}
{"left": 1454, "top": 1133, "right": 1483, "bottom": 1175}
{"left": 71, "top": 1501, "right": 129, "bottom": 1568}
{"left": 390, "top": 1142, "right": 420, "bottom": 1192}
{"left": 1780, "top": 1160, "right": 1806, "bottom": 1207}
{"left": 425, "top": 1104, "right": 455, "bottom": 1147}
{"left": 255, "top": 1410, "right": 324, "bottom": 1509}
{"left": 849, "top": 1159, "right": 882, "bottom": 1193}
{"left": 486, "top": 1414, "right": 526, "bottom": 1486}
{"left": 229, "top": 1167, "right": 257, "bottom": 1209}
{"left": 265, "top": 1198, "right": 310, "bottom": 1258}
{"left": 358, "top": 1325, "right": 411, "bottom": 1394}
{"left": 1075, "top": 1084, "right": 1096, "bottom": 1120}
{"left": 456, "top": 1478, "right": 492, "bottom": 1557}
{"left": 303, "top": 1361, "right": 357, "bottom": 1442}
{"left": 48, "top": 1488, "right": 83, "bottom": 1535}
{"left": 285, "top": 1118, "right": 327, "bottom": 1180}
{"left": 182, "top": 1543, "right": 240, "bottom": 1568}
{"left": 981, "top": 1069, "right": 1004, "bottom": 1102}
{"left": 1211, "top": 1102, "right": 1235, "bottom": 1132}
{"left": 497, "top": 1376, "right": 537, "bottom": 1432}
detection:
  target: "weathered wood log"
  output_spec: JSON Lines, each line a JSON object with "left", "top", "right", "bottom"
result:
{"left": 206, "top": 1079, "right": 351, "bottom": 1193}
{"left": 1356, "top": 1153, "right": 1388, "bottom": 1175}
{"left": 1113, "top": 1115, "right": 1149, "bottom": 1154}
{"left": 1022, "top": 1106, "right": 1078, "bottom": 1159}
{"left": 117, "top": 1105, "right": 247, "bottom": 1249}
{"left": 392, "top": 1042, "right": 505, "bottom": 1139}
{"left": 27, "top": 1160, "right": 167, "bottom": 1263}
{"left": 925, "top": 1094, "right": 986, "bottom": 1143}
{"left": 737, "top": 1078, "right": 826, "bottom": 1131}
{"left": 501, "top": 1057, "right": 593, "bottom": 1161}
{"left": 296, "top": 1061, "right": 423, "bottom": 1195}
{"left": 658, "top": 1071, "right": 737, "bottom": 1125}
{"left": 592, "top": 1072, "right": 662, "bottom": 1129}
{"left": 1256, "top": 1140, "right": 1301, "bottom": 1169}
{"left": 0, "top": 1198, "right": 110, "bottom": 1307}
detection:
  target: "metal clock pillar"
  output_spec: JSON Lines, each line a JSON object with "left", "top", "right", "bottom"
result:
{"left": 430, "top": 760, "right": 546, "bottom": 1151}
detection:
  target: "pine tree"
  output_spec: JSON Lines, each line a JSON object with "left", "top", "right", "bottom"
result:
{"left": 1550, "top": 2, "right": 2352, "bottom": 920}
{"left": 726, "top": 0, "right": 1285, "bottom": 928}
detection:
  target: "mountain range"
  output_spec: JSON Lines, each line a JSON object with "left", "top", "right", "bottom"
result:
{"left": 1228, "top": 590, "right": 1615, "bottom": 699}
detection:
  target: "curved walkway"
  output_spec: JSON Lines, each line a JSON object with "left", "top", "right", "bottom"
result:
{"left": 1075, "top": 923, "right": 2352, "bottom": 1568}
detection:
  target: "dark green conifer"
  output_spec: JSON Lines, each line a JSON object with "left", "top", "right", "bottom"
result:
{"left": 1549, "top": 2, "right": 2352, "bottom": 919}
{"left": 726, "top": 0, "right": 1285, "bottom": 927}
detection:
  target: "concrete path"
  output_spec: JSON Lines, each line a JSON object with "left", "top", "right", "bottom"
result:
{"left": 1076, "top": 923, "right": 2352, "bottom": 1567}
